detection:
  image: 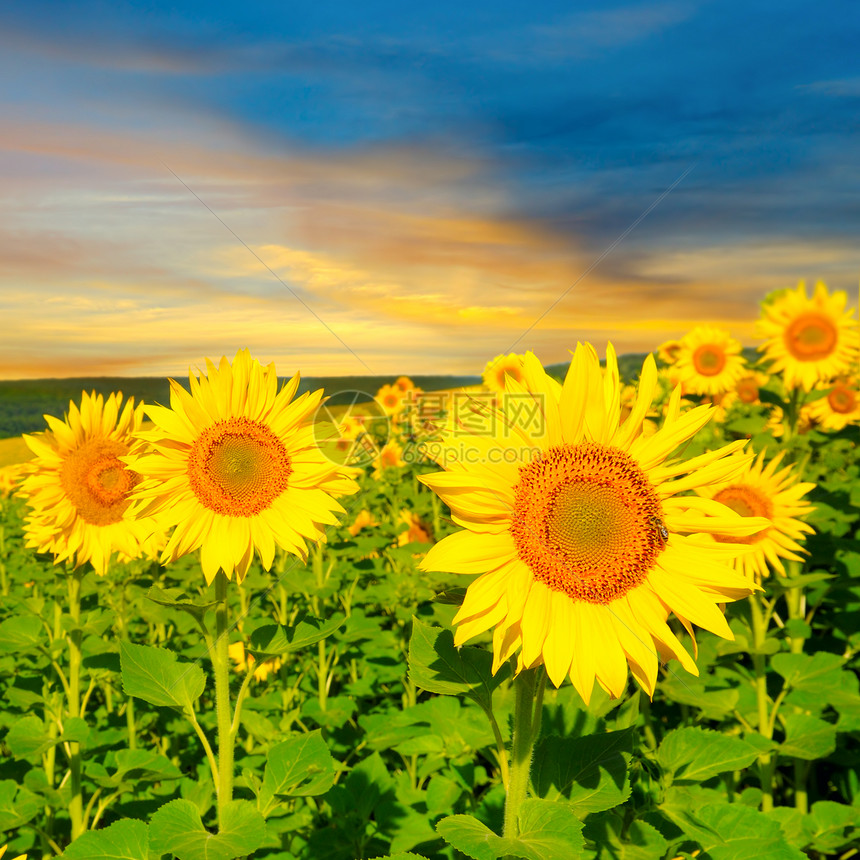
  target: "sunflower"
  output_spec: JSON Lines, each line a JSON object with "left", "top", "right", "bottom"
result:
{"left": 757, "top": 281, "right": 860, "bottom": 391}
{"left": 228, "top": 640, "right": 282, "bottom": 682}
{"left": 656, "top": 339, "right": 683, "bottom": 365}
{"left": 482, "top": 353, "right": 526, "bottom": 393}
{"left": 805, "top": 377, "right": 860, "bottom": 431}
{"left": 673, "top": 325, "right": 747, "bottom": 397}
{"left": 397, "top": 509, "right": 434, "bottom": 546}
{"left": 376, "top": 383, "right": 407, "bottom": 418}
{"left": 696, "top": 450, "right": 815, "bottom": 579}
{"left": 125, "top": 350, "right": 358, "bottom": 585}
{"left": 0, "top": 463, "right": 25, "bottom": 498}
{"left": 419, "top": 345, "right": 765, "bottom": 703}
{"left": 16, "top": 392, "right": 157, "bottom": 576}
{"left": 348, "top": 508, "right": 379, "bottom": 536}
{"left": 372, "top": 439, "right": 405, "bottom": 477}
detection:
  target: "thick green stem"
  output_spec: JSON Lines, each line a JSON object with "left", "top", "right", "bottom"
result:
{"left": 794, "top": 759, "right": 809, "bottom": 814}
{"left": 502, "top": 669, "right": 540, "bottom": 842}
{"left": 749, "top": 595, "right": 777, "bottom": 811}
{"left": 67, "top": 570, "right": 85, "bottom": 841}
{"left": 212, "top": 573, "right": 234, "bottom": 828}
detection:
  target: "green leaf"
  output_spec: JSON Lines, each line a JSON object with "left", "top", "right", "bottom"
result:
{"left": 436, "top": 800, "right": 585, "bottom": 859}
{"left": 148, "top": 798, "right": 266, "bottom": 860}
{"left": 408, "top": 617, "right": 507, "bottom": 711}
{"left": 771, "top": 652, "right": 844, "bottom": 697}
{"left": 6, "top": 715, "right": 89, "bottom": 758}
{"left": 146, "top": 586, "right": 218, "bottom": 624}
{"left": 779, "top": 713, "right": 837, "bottom": 760}
{"left": 806, "top": 800, "right": 860, "bottom": 853}
{"left": 583, "top": 813, "right": 669, "bottom": 860}
{"left": 262, "top": 730, "right": 336, "bottom": 798}
{"left": 248, "top": 613, "right": 345, "bottom": 659}
{"left": 0, "top": 615, "right": 44, "bottom": 652}
{"left": 695, "top": 802, "right": 806, "bottom": 859}
{"left": 0, "top": 779, "right": 42, "bottom": 830}
{"left": 91, "top": 750, "right": 183, "bottom": 789}
{"left": 531, "top": 728, "right": 633, "bottom": 815}
{"left": 657, "top": 727, "right": 762, "bottom": 785}
{"left": 120, "top": 641, "right": 205, "bottom": 711}
{"left": 61, "top": 818, "right": 150, "bottom": 859}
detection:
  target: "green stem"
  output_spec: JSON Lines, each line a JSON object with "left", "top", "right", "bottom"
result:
{"left": 212, "top": 572, "right": 234, "bottom": 828}
{"left": 67, "top": 569, "right": 85, "bottom": 841}
{"left": 749, "top": 594, "right": 777, "bottom": 811}
{"left": 794, "top": 759, "right": 809, "bottom": 814}
{"left": 502, "top": 669, "right": 541, "bottom": 842}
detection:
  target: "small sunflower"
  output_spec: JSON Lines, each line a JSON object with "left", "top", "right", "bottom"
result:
{"left": 397, "top": 509, "right": 434, "bottom": 546}
{"left": 419, "top": 345, "right": 765, "bottom": 703}
{"left": 17, "top": 392, "right": 157, "bottom": 576}
{"left": 372, "top": 439, "right": 405, "bottom": 477}
{"left": 757, "top": 281, "right": 860, "bottom": 391}
{"left": 657, "top": 339, "right": 683, "bottom": 365}
{"left": 348, "top": 508, "right": 379, "bottom": 536}
{"left": 482, "top": 353, "right": 526, "bottom": 393}
{"left": 376, "top": 383, "right": 407, "bottom": 418}
{"left": 0, "top": 463, "right": 25, "bottom": 498}
{"left": 697, "top": 450, "right": 815, "bottom": 578}
{"left": 228, "top": 640, "right": 282, "bottom": 682}
{"left": 125, "top": 350, "right": 359, "bottom": 585}
{"left": 674, "top": 325, "right": 747, "bottom": 397}
{"left": 805, "top": 377, "right": 860, "bottom": 431}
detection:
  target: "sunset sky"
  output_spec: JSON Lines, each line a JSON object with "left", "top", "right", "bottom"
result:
{"left": 1, "top": 0, "right": 858, "bottom": 379}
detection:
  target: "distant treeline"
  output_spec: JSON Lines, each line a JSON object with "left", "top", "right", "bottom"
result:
{"left": 0, "top": 354, "right": 662, "bottom": 439}
{"left": 0, "top": 374, "right": 479, "bottom": 439}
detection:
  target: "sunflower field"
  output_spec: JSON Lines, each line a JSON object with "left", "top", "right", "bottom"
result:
{"left": 0, "top": 281, "right": 858, "bottom": 860}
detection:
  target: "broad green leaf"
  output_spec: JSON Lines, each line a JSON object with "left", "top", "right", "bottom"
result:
{"left": 148, "top": 798, "right": 266, "bottom": 860}
{"left": 61, "top": 818, "right": 149, "bottom": 860}
{"left": 120, "top": 641, "right": 205, "bottom": 711}
{"left": 583, "top": 813, "right": 669, "bottom": 860}
{"left": 0, "top": 779, "right": 42, "bottom": 830}
{"left": 657, "top": 727, "right": 762, "bottom": 785}
{"left": 806, "top": 800, "right": 860, "bottom": 853}
{"left": 771, "top": 652, "right": 844, "bottom": 698}
{"left": 91, "top": 750, "right": 183, "bottom": 789}
{"left": 436, "top": 800, "right": 585, "bottom": 860}
{"left": 780, "top": 713, "right": 837, "bottom": 760}
{"left": 659, "top": 785, "right": 726, "bottom": 845}
{"left": 248, "top": 613, "right": 345, "bottom": 659}
{"left": 6, "top": 715, "right": 89, "bottom": 758}
{"left": 695, "top": 802, "right": 806, "bottom": 859}
{"left": 262, "top": 730, "right": 336, "bottom": 798}
{"left": 408, "top": 617, "right": 507, "bottom": 711}
{"left": 0, "top": 615, "right": 44, "bottom": 652}
{"left": 531, "top": 728, "right": 633, "bottom": 815}
{"left": 146, "top": 586, "right": 218, "bottom": 624}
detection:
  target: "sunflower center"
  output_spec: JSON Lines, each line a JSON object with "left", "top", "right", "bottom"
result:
{"left": 510, "top": 442, "right": 666, "bottom": 603}
{"left": 827, "top": 383, "right": 856, "bottom": 414}
{"left": 60, "top": 438, "right": 138, "bottom": 526}
{"left": 737, "top": 377, "right": 760, "bottom": 404}
{"left": 785, "top": 312, "right": 838, "bottom": 361}
{"left": 187, "top": 417, "right": 291, "bottom": 517}
{"left": 712, "top": 485, "right": 772, "bottom": 544}
{"left": 692, "top": 344, "right": 727, "bottom": 376}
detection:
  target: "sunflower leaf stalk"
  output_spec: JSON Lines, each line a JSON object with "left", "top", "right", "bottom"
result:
{"left": 211, "top": 571, "right": 236, "bottom": 828}
{"left": 66, "top": 569, "right": 85, "bottom": 841}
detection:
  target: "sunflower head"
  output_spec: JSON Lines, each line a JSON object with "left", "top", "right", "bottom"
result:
{"left": 125, "top": 350, "right": 359, "bottom": 585}
{"left": 673, "top": 325, "right": 747, "bottom": 397}
{"left": 482, "top": 353, "right": 526, "bottom": 393}
{"left": 805, "top": 376, "right": 860, "bottom": 431}
{"left": 657, "top": 339, "right": 683, "bottom": 365}
{"left": 419, "top": 345, "right": 766, "bottom": 703}
{"left": 697, "top": 450, "right": 815, "bottom": 578}
{"left": 757, "top": 281, "right": 860, "bottom": 391}
{"left": 16, "top": 391, "right": 157, "bottom": 576}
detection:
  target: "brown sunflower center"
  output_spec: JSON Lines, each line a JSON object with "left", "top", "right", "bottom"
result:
{"left": 785, "top": 312, "right": 838, "bottom": 361}
{"left": 693, "top": 344, "right": 727, "bottom": 376}
{"left": 60, "top": 438, "right": 138, "bottom": 526}
{"left": 510, "top": 442, "right": 666, "bottom": 603}
{"left": 187, "top": 417, "right": 291, "bottom": 517}
{"left": 827, "top": 383, "right": 856, "bottom": 414}
{"left": 737, "top": 377, "right": 760, "bottom": 404}
{"left": 712, "top": 485, "right": 772, "bottom": 544}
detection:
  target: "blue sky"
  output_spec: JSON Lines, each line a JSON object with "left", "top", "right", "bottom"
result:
{"left": 1, "top": 0, "right": 858, "bottom": 378}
